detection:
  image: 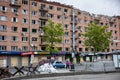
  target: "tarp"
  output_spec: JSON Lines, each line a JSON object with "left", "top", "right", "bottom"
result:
{"left": 0, "top": 51, "right": 21, "bottom": 55}
{"left": 60, "top": 51, "right": 68, "bottom": 54}
{"left": 50, "top": 52, "right": 59, "bottom": 55}
{"left": 21, "top": 52, "right": 33, "bottom": 56}
{"left": 34, "top": 51, "right": 49, "bottom": 54}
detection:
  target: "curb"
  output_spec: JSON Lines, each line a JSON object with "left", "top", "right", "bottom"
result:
{"left": 3, "top": 70, "right": 120, "bottom": 80}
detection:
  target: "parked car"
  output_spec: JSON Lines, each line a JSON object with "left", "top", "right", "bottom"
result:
{"left": 52, "top": 60, "right": 66, "bottom": 68}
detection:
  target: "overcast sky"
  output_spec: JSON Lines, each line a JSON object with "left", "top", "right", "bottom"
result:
{"left": 47, "top": 0, "right": 120, "bottom": 16}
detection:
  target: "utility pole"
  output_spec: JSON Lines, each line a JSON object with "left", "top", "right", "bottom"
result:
{"left": 72, "top": 8, "right": 75, "bottom": 59}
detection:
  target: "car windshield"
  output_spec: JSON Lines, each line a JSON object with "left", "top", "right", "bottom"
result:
{"left": 56, "top": 61, "right": 62, "bottom": 64}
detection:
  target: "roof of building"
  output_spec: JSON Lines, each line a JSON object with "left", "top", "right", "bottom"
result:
{"left": 34, "top": 0, "right": 73, "bottom": 8}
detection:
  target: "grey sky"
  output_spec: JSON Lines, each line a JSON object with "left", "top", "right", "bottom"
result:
{"left": 47, "top": 0, "right": 120, "bottom": 16}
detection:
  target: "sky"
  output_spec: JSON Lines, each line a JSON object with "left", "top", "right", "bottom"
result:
{"left": 47, "top": 0, "right": 120, "bottom": 16}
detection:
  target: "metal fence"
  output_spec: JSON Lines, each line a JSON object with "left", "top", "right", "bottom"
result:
{"left": 74, "top": 61, "right": 115, "bottom": 72}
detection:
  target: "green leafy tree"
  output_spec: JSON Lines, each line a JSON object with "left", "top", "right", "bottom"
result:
{"left": 42, "top": 20, "right": 64, "bottom": 52}
{"left": 82, "top": 22, "right": 112, "bottom": 61}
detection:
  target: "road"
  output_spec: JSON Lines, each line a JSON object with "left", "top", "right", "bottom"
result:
{"left": 22, "top": 73, "right": 120, "bottom": 80}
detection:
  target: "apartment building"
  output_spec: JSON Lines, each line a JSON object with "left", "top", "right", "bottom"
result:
{"left": 0, "top": 0, "right": 120, "bottom": 66}
{"left": 0, "top": 0, "right": 120, "bottom": 52}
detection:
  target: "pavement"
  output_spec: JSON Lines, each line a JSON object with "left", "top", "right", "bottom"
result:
{"left": 2, "top": 61, "right": 120, "bottom": 80}
{"left": 21, "top": 73, "right": 120, "bottom": 80}
{"left": 3, "top": 68, "right": 120, "bottom": 80}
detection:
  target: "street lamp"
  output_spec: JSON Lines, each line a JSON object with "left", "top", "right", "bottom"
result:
{"left": 112, "top": 39, "right": 120, "bottom": 68}
{"left": 72, "top": 8, "right": 75, "bottom": 57}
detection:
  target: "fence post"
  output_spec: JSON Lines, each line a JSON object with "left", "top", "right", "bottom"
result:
{"left": 103, "top": 63, "right": 106, "bottom": 72}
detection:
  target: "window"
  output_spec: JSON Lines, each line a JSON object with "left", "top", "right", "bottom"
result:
{"left": 79, "top": 40, "right": 82, "bottom": 44}
{"left": 79, "top": 48, "right": 82, "bottom": 52}
{"left": 32, "top": 37, "right": 37, "bottom": 41}
{"left": 64, "top": 16, "right": 68, "bottom": 20}
{"left": 65, "top": 32, "right": 69, "bottom": 36}
{"left": 49, "top": 14, "right": 54, "bottom": 19}
{"left": 22, "top": 46, "right": 28, "bottom": 51}
{"left": 41, "top": 30, "right": 44, "bottom": 35}
{"left": 84, "top": 27, "right": 87, "bottom": 32}
{"left": 41, "top": 4, "right": 46, "bottom": 9}
{"left": 64, "top": 9, "right": 68, "bottom": 13}
{"left": 115, "top": 31, "right": 117, "bottom": 34}
{"left": 110, "top": 23, "right": 113, "bottom": 27}
{"left": 85, "top": 48, "right": 88, "bottom": 51}
{"left": 11, "top": 46, "right": 18, "bottom": 51}
{"left": 65, "top": 48, "right": 69, "bottom": 51}
{"left": 78, "top": 33, "right": 81, "bottom": 38}
{"left": 32, "top": 29, "right": 37, "bottom": 33}
{"left": 0, "top": 16, "right": 7, "bottom": 21}
{"left": 31, "top": 11, "right": 37, "bottom": 16}
{"left": 0, "top": 25, "right": 7, "bottom": 31}
{"left": 22, "top": 9, "right": 28, "bottom": 14}
{"left": 11, "top": 26, "right": 18, "bottom": 32}
{"left": 57, "top": 15, "right": 62, "bottom": 20}
{"left": 32, "top": 20, "right": 37, "bottom": 24}
{"left": 41, "top": 47, "right": 45, "bottom": 51}
{"left": 11, "top": 17, "right": 18, "bottom": 22}
{"left": 0, "top": 46, "right": 6, "bottom": 51}
{"left": 78, "top": 26, "right": 82, "bottom": 31}
{"left": 11, "top": 0, "right": 18, "bottom": 4}
{"left": 78, "top": 11, "right": 81, "bottom": 15}
{"left": 57, "top": 7, "right": 61, "bottom": 11}
{"left": 0, "top": 35, "right": 6, "bottom": 41}
{"left": 115, "top": 37, "right": 118, "bottom": 40}
{"left": 105, "top": 23, "right": 108, "bottom": 26}
{"left": 116, "top": 43, "right": 118, "bottom": 47}
{"left": 111, "top": 43, "right": 113, "bottom": 46}
{"left": 49, "top": 6, "right": 54, "bottom": 10}
{"left": 22, "top": 37, "right": 28, "bottom": 42}
{"left": 65, "top": 24, "right": 68, "bottom": 29}
{"left": 41, "top": 20, "right": 46, "bottom": 26}
{"left": 32, "top": 2, "right": 37, "bottom": 6}
{"left": 65, "top": 39, "right": 69, "bottom": 44}
{"left": 91, "top": 48, "right": 94, "bottom": 52}
{"left": 22, "top": 0, "right": 28, "bottom": 5}
{"left": 12, "top": 7, "right": 18, "bottom": 14}
{"left": 22, "top": 18, "right": 28, "bottom": 24}
{"left": 41, "top": 12, "right": 47, "bottom": 17}
{"left": 22, "top": 28, "right": 28, "bottom": 32}
{"left": 0, "top": 6, "right": 7, "bottom": 12}
{"left": 32, "top": 46, "right": 37, "bottom": 51}
{"left": 78, "top": 18, "right": 82, "bottom": 23}
{"left": 100, "top": 22, "right": 103, "bottom": 25}
{"left": 11, "top": 36, "right": 18, "bottom": 41}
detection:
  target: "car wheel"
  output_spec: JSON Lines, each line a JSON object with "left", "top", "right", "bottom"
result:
{"left": 54, "top": 66, "right": 57, "bottom": 68}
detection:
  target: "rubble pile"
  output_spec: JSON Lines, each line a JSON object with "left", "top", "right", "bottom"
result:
{"left": 38, "top": 63, "right": 58, "bottom": 73}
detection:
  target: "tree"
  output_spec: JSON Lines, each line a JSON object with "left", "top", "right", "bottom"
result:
{"left": 82, "top": 22, "right": 112, "bottom": 61}
{"left": 42, "top": 20, "right": 64, "bottom": 52}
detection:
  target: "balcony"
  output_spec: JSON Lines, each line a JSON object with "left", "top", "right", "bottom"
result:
{"left": 10, "top": 1, "right": 21, "bottom": 7}
{"left": 94, "top": 17, "right": 100, "bottom": 22}
{"left": 39, "top": 33, "right": 48, "bottom": 37}
{"left": 109, "top": 20, "right": 114, "bottom": 24}
{"left": 40, "top": 42, "right": 47, "bottom": 46}
{"left": 39, "top": 15, "right": 48, "bottom": 21}
{"left": 39, "top": 7, "right": 48, "bottom": 12}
